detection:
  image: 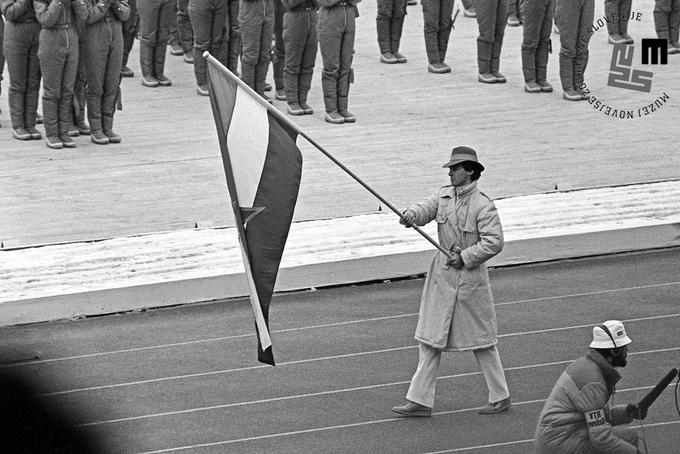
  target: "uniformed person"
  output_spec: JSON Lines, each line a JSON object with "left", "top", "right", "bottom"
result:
{"left": 121, "top": 0, "right": 138, "bottom": 76}
{"left": 80, "top": 0, "right": 130, "bottom": 144}
{"left": 318, "top": 0, "right": 360, "bottom": 124}
{"left": 605, "top": 0, "right": 633, "bottom": 44}
{"left": 376, "top": 0, "right": 407, "bottom": 64}
{"left": 34, "top": 0, "right": 88, "bottom": 148}
{"left": 177, "top": 0, "right": 195, "bottom": 60}
{"left": 189, "top": 0, "right": 228, "bottom": 96}
{"left": 555, "top": 0, "right": 593, "bottom": 100}
{"left": 239, "top": 0, "right": 274, "bottom": 99}
{"left": 138, "top": 0, "right": 175, "bottom": 87}
{"left": 420, "top": 0, "right": 454, "bottom": 73}
{"left": 475, "top": 0, "right": 509, "bottom": 83}
{"left": 521, "top": 0, "right": 553, "bottom": 93}
{"left": 281, "top": 0, "right": 318, "bottom": 115}
{"left": 1, "top": 0, "right": 43, "bottom": 140}
{"left": 654, "top": 0, "right": 680, "bottom": 54}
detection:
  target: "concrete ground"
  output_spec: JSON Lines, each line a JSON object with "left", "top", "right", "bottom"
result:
{"left": 1, "top": 248, "right": 679, "bottom": 453}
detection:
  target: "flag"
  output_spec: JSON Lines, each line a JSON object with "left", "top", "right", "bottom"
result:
{"left": 206, "top": 54, "right": 302, "bottom": 366}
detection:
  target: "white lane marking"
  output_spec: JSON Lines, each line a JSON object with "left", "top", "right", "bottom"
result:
{"left": 129, "top": 390, "right": 680, "bottom": 454}
{"left": 76, "top": 346, "right": 680, "bottom": 427}
{"left": 42, "top": 315, "right": 680, "bottom": 397}
{"left": 6, "top": 281, "right": 678, "bottom": 368}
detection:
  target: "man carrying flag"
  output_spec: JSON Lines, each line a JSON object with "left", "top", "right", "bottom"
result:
{"left": 205, "top": 53, "right": 303, "bottom": 365}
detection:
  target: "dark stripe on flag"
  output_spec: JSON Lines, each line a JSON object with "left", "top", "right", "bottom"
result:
{"left": 246, "top": 112, "right": 302, "bottom": 365}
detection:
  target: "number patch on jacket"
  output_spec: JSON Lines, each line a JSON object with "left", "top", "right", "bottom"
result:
{"left": 585, "top": 409, "right": 606, "bottom": 428}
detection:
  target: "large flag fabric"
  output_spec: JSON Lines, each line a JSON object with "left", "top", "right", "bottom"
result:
{"left": 206, "top": 54, "right": 302, "bottom": 366}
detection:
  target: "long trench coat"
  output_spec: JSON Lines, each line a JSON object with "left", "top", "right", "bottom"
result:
{"left": 406, "top": 181, "right": 503, "bottom": 351}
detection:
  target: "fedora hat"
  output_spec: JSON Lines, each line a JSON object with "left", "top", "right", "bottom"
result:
{"left": 442, "top": 146, "right": 485, "bottom": 171}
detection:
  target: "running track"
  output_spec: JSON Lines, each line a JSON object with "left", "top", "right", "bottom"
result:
{"left": 1, "top": 248, "right": 679, "bottom": 453}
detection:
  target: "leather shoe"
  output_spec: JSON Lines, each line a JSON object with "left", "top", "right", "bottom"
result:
{"left": 392, "top": 402, "right": 432, "bottom": 417}
{"left": 478, "top": 397, "right": 511, "bottom": 414}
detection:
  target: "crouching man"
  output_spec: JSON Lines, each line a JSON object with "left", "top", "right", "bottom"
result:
{"left": 534, "top": 320, "right": 647, "bottom": 454}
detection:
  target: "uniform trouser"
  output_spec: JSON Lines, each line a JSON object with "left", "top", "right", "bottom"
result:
{"left": 508, "top": 0, "right": 521, "bottom": 18}
{"left": 377, "top": 0, "right": 408, "bottom": 55}
{"left": 122, "top": 0, "right": 139, "bottom": 67}
{"left": 406, "top": 343, "right": 510, "bottom": 409}
{"left": 462, "top": 0, "right": 474, "bottom": 9}
{"left": 273, "top": 0, "right": 285, "bottom": 91}
{"left": 555, "top": 0, "right": 593, "bottom": 90}
{"left": 168, "top": 0, "right": 180, "bottom": 45}
{"left": 475, "top": 0, "right": 508, "bottom": 73}
{"left": 189, "top": 0, "right": 228, "bottom": 86}
{"left": 421, "top": 0, "right": 454, "bottom": 64}
{"left": 139, "top": 0, "right": 175, "bottom": 75}
{"left": 73, "top": 46, "right": 87, "bottom": 125}
{"left": 521, "top": 0, "right": 553, "bottom": 82}
{"left": 604, "top": 0, "right": 632, "bottom": 36}
{"left": 654, "top": 0, "right": 680, "bottom": 42}
{"left": 283, "top": 9, "right": 317, "bottom": 104}
{"left": 4, "top": 21, "right": 41, "bottom": 130}
{"left": 227, "top": 0, "right": 241, "bottom": 72}
{"left": 81, "top": 21, "right": 124, "bottom": 133}
{"left": 239, "top": 0, "right": 274, "bottom": 94}
{"left": 178, "top": 0, "right": 194, "bottom": 53}
{"left": 318, "top": 4, "right": 355, "bottom": 113}
{"left": 0, "top": 16, "right": 4, "bottom": 88}
{"left": 38, "top": 27, "right": 79, "bottom": 137}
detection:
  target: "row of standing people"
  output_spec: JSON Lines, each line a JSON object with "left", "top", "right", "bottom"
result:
{"left": 2, "top": 0, "right": 679, "bottom": 142}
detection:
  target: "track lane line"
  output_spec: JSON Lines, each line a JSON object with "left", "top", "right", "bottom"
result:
{"left": 42, "top": 315, "right": 680, "bottom": 397}
{"left": 75, "top": 346, "right": 680, "bottom": 427}
{"left": 128, "top": 386, "right": 679, "bottom": 454}
{"left": 3, "top": 281, "right": 677, "bottom": 368}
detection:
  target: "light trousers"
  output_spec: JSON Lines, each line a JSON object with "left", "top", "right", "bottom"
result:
{"left": 406, "top": 342, "right": 510, "bottom": 408}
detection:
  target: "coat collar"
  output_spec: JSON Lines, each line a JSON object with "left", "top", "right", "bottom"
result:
{"left": 586, "top": 348, "right": 622, "bottom": 393}
{"left": 443, "top": 181, "right": 478, "bottom": 199}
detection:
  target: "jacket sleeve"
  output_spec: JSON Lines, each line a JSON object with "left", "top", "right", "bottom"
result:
{"left": 34, "top": 0, "right": 64, "bottom": 28}
{"left": 1, "top": 0, "right": 31, "bottom": 20}
{"left": 318, "top": 0, "right": 341, "bottom": 7}
{"left": 406, "top": 191, "right": 439, "bottom": 227}
{"left": 574, "top": 383, "right": 638, "bottom": 454}
{"left": 74, "top": 0, "right": 108, "bottom": 24}
{"left": 460, "top": 198, "right": 503, "bottom": 269}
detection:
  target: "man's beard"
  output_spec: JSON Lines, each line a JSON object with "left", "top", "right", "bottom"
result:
{"left": 612, "top": 355, "right": 627, "bottom": 368}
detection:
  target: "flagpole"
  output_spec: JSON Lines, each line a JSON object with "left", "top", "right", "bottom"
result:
{"left": 204, "top": 52, "right": 453, "bottom": 260}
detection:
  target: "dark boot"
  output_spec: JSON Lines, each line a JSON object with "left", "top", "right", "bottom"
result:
{"left": 102, "top": 115, "right": 121, "bottom": 143}
{"left": 438, "top": 23, "right": 453, "bottom": 64}
{"left": 535, "top": 40, "right": 552, "bottom": 92}
{"left": 42, "top": 98, "right": 61, "bottom": 148}
{"left": 154, "top": 43, "right": 172, "bottom": 86}
{"left": 228, "top": 35, "right": 241, "bottom": 75}
{"left": 322, "top": 77, "right": 342, "bottom": 122}
{"left": 193, "top": 47, "right": 208, "bottom": 90}
{"left": 298, "top": 71, "right": 314, "bottom": 114}
{"left": 521, "top": 47, "right": 535, "bottom": 83}
{"left": 58, "top": 96, "right": 76, "bottom": 147}
{"left": 377, "top": 17, "right": 396, "bottom": 63}
{"left": 284, "top": 71, "right": 300, "bottom": 112}
{"left": 254, "top": 61, "right": 270, "bottom": 98}
{"left": 619, "top": 16, "right": 633, "bottom": 43}
{"left": 477, "top": 40, "right": 495, "bottom": 82}
{"left": 88, "top": 96, "right": 108, "bottom": 144}
{"left": 391, "top": 16, "right": 407, "bottom": 62}
{"left": 140, "top": 43, "right": 159, "bottom": 87}
{"left": 8, "top": 91, "right": 25, "bottom": 130}
{"left": 490, "top": 40, "right": 506, "bottom": 82}
{"left": 424, "top": 28, "right": 440, "bottom": 64}
{"left": 337, "top": 95, "right": 355, "bottom": 123}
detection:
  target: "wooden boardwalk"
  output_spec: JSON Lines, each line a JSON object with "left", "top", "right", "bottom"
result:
{"left": 1, "top": 1, "right": 678, "bottom": 247}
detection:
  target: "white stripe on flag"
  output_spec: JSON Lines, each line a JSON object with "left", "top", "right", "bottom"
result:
{"left": 226, "top": 86, "right": 269, "bottom": 208}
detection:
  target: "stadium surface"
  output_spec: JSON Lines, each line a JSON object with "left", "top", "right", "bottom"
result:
{"left": 1, "top": 247, "right": 678, "bottom": 453}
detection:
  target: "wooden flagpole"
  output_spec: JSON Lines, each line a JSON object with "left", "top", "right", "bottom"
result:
{"left": 204, "top": 53, "right": 453, "bottom": 260}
